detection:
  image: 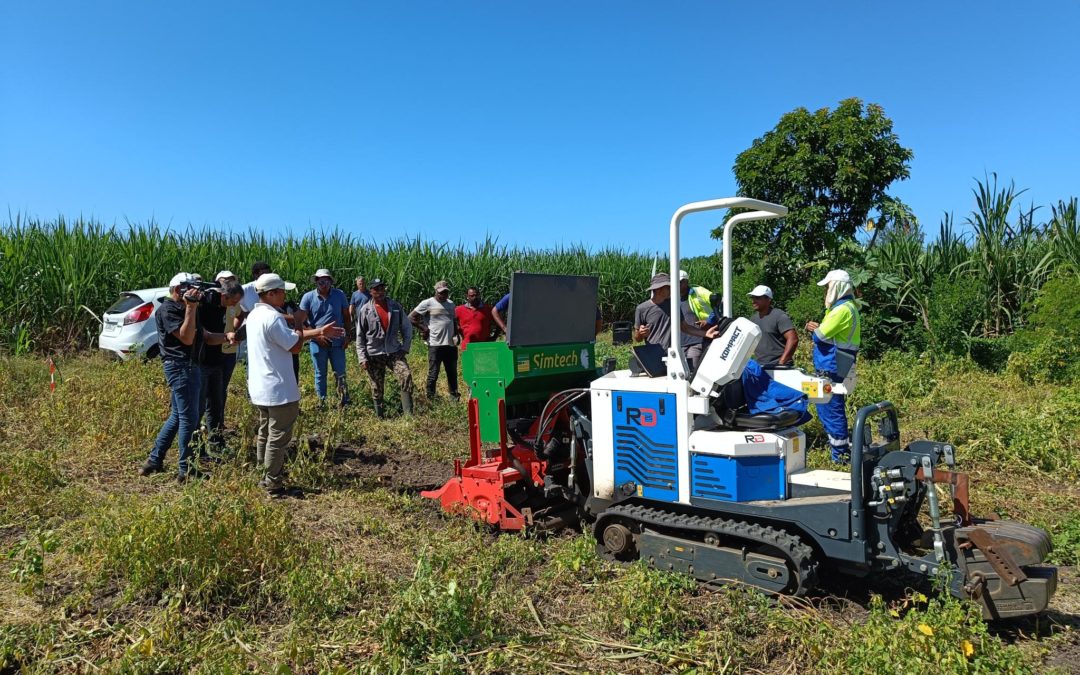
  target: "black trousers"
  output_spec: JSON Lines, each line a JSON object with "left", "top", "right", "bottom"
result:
{"left": 426, "top": 345, "right": 459, "bottom": 397}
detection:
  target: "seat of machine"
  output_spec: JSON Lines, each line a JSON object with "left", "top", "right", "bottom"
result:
{"left": 731, "top": 409, "right": 802, "bottom": 431}
{"left": 789, "top": 469, "right": 851, "bottom": 493}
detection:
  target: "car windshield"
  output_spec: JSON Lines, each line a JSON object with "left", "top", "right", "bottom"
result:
{"left": 105, "top": 294, "right": 146, "bottom": 315}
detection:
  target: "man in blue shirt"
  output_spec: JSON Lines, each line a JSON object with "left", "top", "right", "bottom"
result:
{"left": 347, "top": 275, "right": 371, "bottom": 329}
{"left": 300, "top": 268, "right": 351, "bottom": 405}
{"left": 491, "top": 292, "right": 511, "bottom": 335}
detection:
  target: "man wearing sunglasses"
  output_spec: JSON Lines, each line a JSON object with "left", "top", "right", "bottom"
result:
{"left": 300, "top": 268, "right": 351, "bottom": 406}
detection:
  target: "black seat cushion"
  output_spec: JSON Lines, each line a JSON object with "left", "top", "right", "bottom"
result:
{"left": 732, "top": 409, "right": 802, "bottom": 430}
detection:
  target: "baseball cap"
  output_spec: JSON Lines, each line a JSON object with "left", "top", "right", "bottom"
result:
{"left": 747, "top": 285, "right": 774, "bottom": 299}
{"left": 255, "top": 273, "right": 297, "bottom": 293}
{"left": 648, "top": 273, "right": 670, "bottom": 291}
{"left": 679, "top": 270, "right": 689, "bottom": 281}
{"left": 168, "top": 272, "right": 195, "bottom": 288}
{"left": 215, "top": 270, "right": 236, "bottom": 281}
{"left": 434, "top": 280, "right": 450, "bottom": 292}
{"left": 817, "top": 269, "right": 851, "bottom": 286}
{"left": 369, "top": 278, "right": 387, "bottom": 289}
{"left": 312, "top": 268, "right": 335, "bottom": 283}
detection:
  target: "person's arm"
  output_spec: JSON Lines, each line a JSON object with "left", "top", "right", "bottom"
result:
{"left": 203, "top": 330, "right": 236, "bottom": 346}
{"left": 633, "top": 306, "right": 649, "bottom": 342}
{"left": 491, "top": 306, "right": 507, "bottom": 333}
{"left": 356, "top": 309, "right": 370, "bottom": 369}
{"left": 400, "top": 305, "right": 413, "bottom": 353}
{"left": 409, "top": 310, "right": 428, "bottom": 339}
{"left": 680, "top": 320, "right": 710, "bottom": 338}
{"left": 290, "top": 321, "right": 344, "bottom": 354}
{"left": 172, "top": 299, "right": 200, "bottom": 346}
{"left": 780, "top": 329, "right": 798, "bottom": 365}
{"left": 776, "top": 311, "right": 798, "bottom": 365}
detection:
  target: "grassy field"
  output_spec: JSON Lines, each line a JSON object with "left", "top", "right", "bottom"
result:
{"left": 1, "top": 337, "right": 1078, "bottom": 673}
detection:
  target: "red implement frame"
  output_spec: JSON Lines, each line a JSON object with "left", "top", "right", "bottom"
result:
{"left": 421, "top": 398, "right": 545, "bottom": 531}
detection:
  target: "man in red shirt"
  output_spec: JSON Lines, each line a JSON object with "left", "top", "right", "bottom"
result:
{"left": 455, "top": 286, "right": 495, "bottom": 350}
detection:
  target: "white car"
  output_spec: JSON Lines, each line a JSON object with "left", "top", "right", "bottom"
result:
{"left": 98, "top": 287, "right": 169, "bottom": 359}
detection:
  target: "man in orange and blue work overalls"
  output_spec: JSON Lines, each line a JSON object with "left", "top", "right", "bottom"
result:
{"left": 805, "top": 269, "right": 861, "bottom": 464}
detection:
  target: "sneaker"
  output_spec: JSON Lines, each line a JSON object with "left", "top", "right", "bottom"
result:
{"left": 139, "top": 461, "right": 164, "bottom": 476}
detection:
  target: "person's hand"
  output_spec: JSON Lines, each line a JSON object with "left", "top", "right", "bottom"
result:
{"left": 226, "top": 332, "right": 237, "bottom": 346}
{"left": 695, "top": 320, "right": 707, "bottom": 329}
{"left": 359, "top": 360, "right": 369, "bottom": 370}
{"left": 805, "top": 321, "right": 820, "bottom": 332}
{"left": 182, "top": 288, "right": 203, "bottom": 304}
{"left": 314, "top": 335, "right": 330, "bottom": 347}
{"left": 422, "top": 329, "right": 430, "bottom": 340}
{"left": 634, "top": 324, "right": 650, "bottom": 341}
{"left": 706, "top": 325, "right": 721, "bottom": 339}
{"left": 320, "top": 321, "right": 346, "bottom": 340}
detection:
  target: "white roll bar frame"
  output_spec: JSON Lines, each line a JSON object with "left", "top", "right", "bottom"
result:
{"left": 666, "top": 197, "right": 787, "bottom": 380}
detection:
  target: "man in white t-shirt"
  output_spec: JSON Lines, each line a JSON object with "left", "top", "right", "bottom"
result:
{"left": 410, "top": 280, "right": 461, "bottom": 400}
{"left": 246, "top": 273, "right": 343, "bottom": 495}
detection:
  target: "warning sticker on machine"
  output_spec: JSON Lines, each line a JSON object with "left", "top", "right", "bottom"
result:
{"left": 516, "top": 356, "right": 530, "bottom": 373}
{"left": 801, "top": 381, "right": 822, "bottom": 398}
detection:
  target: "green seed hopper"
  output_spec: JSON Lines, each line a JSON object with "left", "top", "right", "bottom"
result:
{"left": 463, "top": 273, "right": 601, "bottom": 443}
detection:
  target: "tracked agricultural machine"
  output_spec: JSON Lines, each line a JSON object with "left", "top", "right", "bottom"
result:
{"left": 423, "top": 199, "right": 1058, "bottom": 619}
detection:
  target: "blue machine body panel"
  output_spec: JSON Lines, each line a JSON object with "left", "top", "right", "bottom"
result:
{"left": 611, "top": 391, "right": 678, "bottom": 502}
{"left": 690, "top": 453, "right": 786, "bottom": 502}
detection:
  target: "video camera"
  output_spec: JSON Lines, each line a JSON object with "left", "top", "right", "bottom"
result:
{"left": 178, "top": 280, "right": 221, "bottom": 305}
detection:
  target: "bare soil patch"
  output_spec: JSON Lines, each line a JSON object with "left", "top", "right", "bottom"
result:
{"left": 323, "top": 441, "right": 453, "bottom": 492}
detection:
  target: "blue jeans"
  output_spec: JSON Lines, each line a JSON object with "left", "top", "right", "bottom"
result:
{"left": 310, "top": 343, "right": 349, "bottom": 403}
{"left": 149, "top": 360, "right": 203, "bottom": 476}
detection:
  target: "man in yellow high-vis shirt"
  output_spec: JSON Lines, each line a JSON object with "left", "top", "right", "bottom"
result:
{"left": 806, "top": 269, "right": 861, "bottom": 463}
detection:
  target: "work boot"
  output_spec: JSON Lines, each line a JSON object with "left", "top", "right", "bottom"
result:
{"left": 178, "top": 468, "right": 210, "bottom": 484}
{"left": 139, "top": 461, "right": 164, "bottom": 477}
{"left": 400, "top": 391, "right": 414, "bottom": 416}
{"left": 373, "top": 400, "right": 386, "bottom": 419}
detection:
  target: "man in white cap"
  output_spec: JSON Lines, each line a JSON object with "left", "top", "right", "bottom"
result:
{"left": 300, "top": 268, "right": 351, "bottom": 406}
{"left": 247, "top": 273, "right": 344, "bottom": 495}
{"left": 806, "top": 269, "right": 862, "bottom": 463}
{"left": 747, "top": 285, "right": 797, "bottom": 367}
{"left": 140, "top": 273, "right": 235, "bottom": 482}
{"left": 411, "top": 280, "right": 462, "bottom": 400}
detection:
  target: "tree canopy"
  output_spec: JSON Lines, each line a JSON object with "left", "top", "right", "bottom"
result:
{"left": 715, "top": 98, "right": 913, "bottom": 281}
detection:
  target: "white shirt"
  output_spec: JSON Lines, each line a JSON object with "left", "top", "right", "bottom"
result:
{"left": 240, "top": 281, "right": 261, "bottom": 313}
{"left": 246, "top": 303, "right": 301, "bottom": 406}
{"left": 412, "top": 296, "right": 456, "bottom": 347}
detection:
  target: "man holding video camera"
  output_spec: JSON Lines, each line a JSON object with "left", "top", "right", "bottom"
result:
{"left": 140, "top": 273, "right": 235, "bottom": 482}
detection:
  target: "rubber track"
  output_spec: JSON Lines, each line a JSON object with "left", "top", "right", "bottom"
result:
{"left": 599, "top": 502, "right": 819, "bottom": 596}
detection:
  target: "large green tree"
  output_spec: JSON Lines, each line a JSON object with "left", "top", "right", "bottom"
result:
{"left": 714, "top": 98, "right": 913, "bottom": 282}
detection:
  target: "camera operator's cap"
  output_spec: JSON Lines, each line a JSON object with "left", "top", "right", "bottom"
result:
{"left": 311, "top": 268, "right": 335, "bottom": 283}
{"left": 679, "top": 270, "right": 690, "bottom": 281}
{"left": 747, "top": 285, "right": 774, "bottom": 299}
{"left": 434, "top": 280, "right": 450, "bottom": 292}
{"left": 254, "top": 273, "right": 297, "bottom": 293}
{"left": 168, "top": 272, "right": 196, "bottom": 288}
{"left": 817, "top": 269, "right": 851, "bottom": 286}
{"left": 215, "top": 270, "right": 236, "bottom": 281}
{"left": 369, "top": 278, "right": 386, "bottom": 289}
{"left": 647, "top": 272, "right": 670, "bottom": 291}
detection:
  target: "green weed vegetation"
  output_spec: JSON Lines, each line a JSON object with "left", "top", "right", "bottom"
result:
{"left": 1, "top": 337, "right": 1077, "bottom": 672}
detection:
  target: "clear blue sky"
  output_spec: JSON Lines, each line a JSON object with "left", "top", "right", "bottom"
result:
{"left": 2, "top": 2, "right": 1078, "bottom": 256}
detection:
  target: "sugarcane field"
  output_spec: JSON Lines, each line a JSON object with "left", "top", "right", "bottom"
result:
{"left": 2, "top": 4, "right": 1079, "bottom": 674}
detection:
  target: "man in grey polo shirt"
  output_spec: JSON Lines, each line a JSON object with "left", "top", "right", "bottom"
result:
{"left": 633, "top": 273, "right": 715, "bottom": 371}
{"left": 411, "top": 280, "right": 461, "bottom": 400}
{"left": 747, "top": 284, "right": 798, "bottom": 367}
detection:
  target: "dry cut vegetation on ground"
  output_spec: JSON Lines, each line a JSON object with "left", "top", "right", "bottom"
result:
{"left": 1, "top": 337, "right": 1078, "bottom": 673}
